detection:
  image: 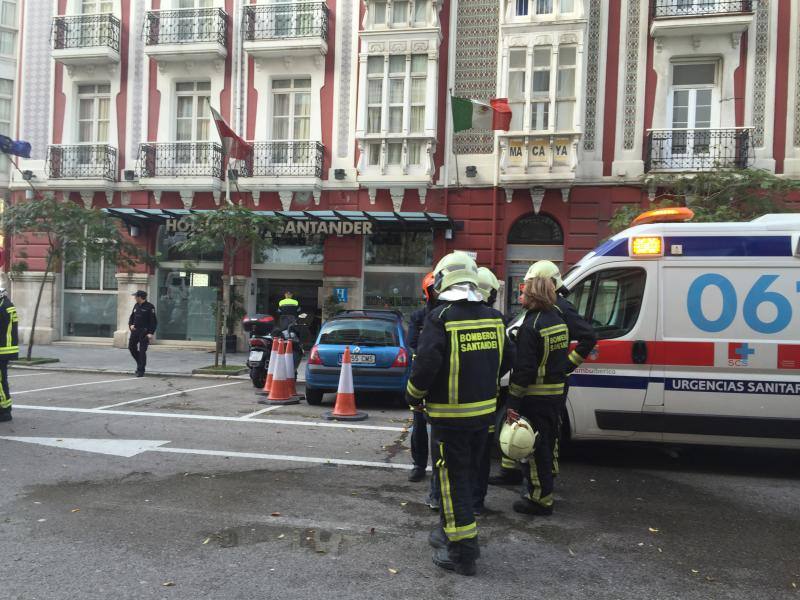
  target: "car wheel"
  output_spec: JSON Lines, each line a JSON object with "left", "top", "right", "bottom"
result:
{"left": 305, "top": 388, "right": 325, "bottom": 406}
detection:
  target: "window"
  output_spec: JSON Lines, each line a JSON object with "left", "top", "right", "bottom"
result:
{"left": 0, "top": 0, "right": 15, "bottom": 57}
{"left": 176, "top": 0, "right": 213, "bottom": 42}
{"left": 556, "top": 47, "right": 576, "bottom": 131}
{"left": 272, "top": 78, "right": 311, "bottom": 140}
{"left": 156, "top": 269, "right": 221, "bottom": 342}
{"left": 531, "top": 47, "right": 550, "bottom": 130}
{"left": 569, "top": 268, "right": 646, "bottom": 340}
{"left": 365, "top": 231, "right": 433, "bottom": 265}
{"left": 535, "top": 0, "right": 552, "bottom": 14}
{"left": 669, "top": 62, "right": 717, "bottom": 156}
{"left": 158, "top": 222, "right": 223, "bottom": 262}
{"left": 63, "top": 242, "right": 118, "bottom": 338}
{"left": 515, "top": 0, "right": 528, "bottom": 16}
{"left": 319, "top": 319, "right": 399, "bottom": 347}
{"left": 364, "top": 53, "right": 427, "bottom": 136}
{"left": 81, "top": 0, "right": 113, "bottom": 13}
{"left": 515, "top": 0, "right": 574, "bottom": 18}
{"left": 372, "top": 1, "right": 387, "bottom": 25}
{"left": 175, "top": 81, "right": 210, "bottom": 163}
{"left": 77, "top": 83, "right": 111, "bottom": 144}
{"left": 508, "top": 49, "right": 526, "bottom": 130}
{"left": 367, "top": 56, "right": 384, "bottom": 134}
{"left": 413, "top": 0, "right": 427, "bottom": 23}
{"left": 392, "top": 0, "right": 409, "bottom": 24}
{"left": 0, "top": 79, "right": 12, "bottom": 137}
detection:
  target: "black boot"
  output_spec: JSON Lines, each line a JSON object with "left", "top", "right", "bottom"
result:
{"left": 488, "top": 468, "right": 522, "bottom": 486}
{"left": 428, "top": 528, "right": 448, "bottom": 549}
{"left": 432, "top": 547, "right": 476, "bottom": 576}
{"left": 0, "top": 409, "right": 11, "bottom": 422}
{"left": 408, "top": 466, "right": 426, "bottom": 482}
{"left": 513, "top": 499, "right": 553, "bottom": 516}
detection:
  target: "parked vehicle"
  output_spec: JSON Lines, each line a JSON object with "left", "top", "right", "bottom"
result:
{"left": 304, "top": 310, "right": 411, "bottom": 405}
{"left": 243, "top": 313, "right": 307, "bottom": 388}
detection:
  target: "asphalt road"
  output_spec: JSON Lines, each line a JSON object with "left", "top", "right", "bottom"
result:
{"left": 1, "top": 372, "right": 798, "bottom": 600}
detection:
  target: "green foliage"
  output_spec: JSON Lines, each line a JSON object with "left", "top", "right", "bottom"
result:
{"left": 323, "top": 292, "right": 343, "bottom": 319}
{"left": 609, "top": 169, "right": 799, "bottom": 234}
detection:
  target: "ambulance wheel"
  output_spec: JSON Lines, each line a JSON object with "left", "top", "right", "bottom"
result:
{"left": 250, "top": 367, "right": 266, "bottom": 389}
{"left": 305, "top": 388, "right": 324, "bottom": 406}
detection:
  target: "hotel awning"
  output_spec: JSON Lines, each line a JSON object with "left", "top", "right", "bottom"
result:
{"left": 103, "top": 208, "right": 455, "bottom": 231}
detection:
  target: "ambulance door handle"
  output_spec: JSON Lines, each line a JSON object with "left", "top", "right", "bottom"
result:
{"left": 631, "top": 340, "right": 648, "bottom": 364}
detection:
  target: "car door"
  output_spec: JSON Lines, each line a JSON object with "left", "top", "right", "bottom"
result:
{"left": 565, "top": 262, "right": 661, "bottom": 440}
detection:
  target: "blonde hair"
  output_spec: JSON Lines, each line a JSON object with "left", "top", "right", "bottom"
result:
{"left": 523, "top": 276, "right": 556, "bottom": 311}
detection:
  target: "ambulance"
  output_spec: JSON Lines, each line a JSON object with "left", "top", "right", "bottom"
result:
{"left": 561, "top": 208, "right": 800, "bottom": 449}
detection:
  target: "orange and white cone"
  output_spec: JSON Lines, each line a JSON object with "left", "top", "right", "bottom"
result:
{"left": 284, "top": 339, "right": 297, "bottom": 396}
{"left": 263, "top": 340, "right": 301, "bottom": 406}
{"left": 256, "top": 337, "right": 280, "bottom": 397}
{"left": 324, "top": 346, "right": 368, "bottom": 421}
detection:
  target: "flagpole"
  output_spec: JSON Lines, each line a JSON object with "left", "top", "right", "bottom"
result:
{"left": 225, "top": 155, "right": 233, "bottom": 206}
{"left": 444, "top": 89, "right": 452, "bottom": 230}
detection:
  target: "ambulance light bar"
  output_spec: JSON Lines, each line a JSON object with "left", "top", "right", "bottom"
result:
{"left": 631, "top": 206, "right": 694, "bottom": 226}
{"left": 630, "top": 236, "right": 663, "bottom": 257}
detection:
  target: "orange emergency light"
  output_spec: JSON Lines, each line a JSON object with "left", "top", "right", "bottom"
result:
{"left": 631, "top": 206, "right": 694, "bottom": 226}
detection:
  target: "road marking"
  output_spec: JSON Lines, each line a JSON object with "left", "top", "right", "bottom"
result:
{"left": 240, "top": 405, "right": 282, "bottom": 419}
{"left": 14, "top": 378, "right": 140, "bottom": 395}
{"left": 13, "top": 404, "right": 407, "bottom": 432}
{"left": 8, "top": 372, "right": 54, "bottom": 378}
{"left": 0, "top": 436, "right": 414, "bottom": 470}
{"left": 95, "top": 381, "right": 246, "bottom": 410}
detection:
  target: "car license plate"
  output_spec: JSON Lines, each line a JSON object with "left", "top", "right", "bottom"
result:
{"left": 248, "top": 350, "right": 264, "bottom": 362}
{"left": 343, "top": 354, "right": 375, "bottom": 365}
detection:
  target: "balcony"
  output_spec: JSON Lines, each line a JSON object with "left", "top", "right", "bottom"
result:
{"left": 243, "top": 3, "right": 328, "bottom": 59}
{"left": 645, "top": 128, "right": 754, "bottom": 172}
{"left": 46, "top": 144, "right": 117, "bottom": 203}
{"left": 237, "top": 141, "right": 324, "bottom": 205}
{"left": 651, "top": 1, "right": 754, "bottom": 38}
{"left": 144, "top": 8, "right": 228, "bottom": 63}
{"left": 498, "top": 133, "right": 580, "bottom": 186}
{"left": 138, "top": 142, "right": 224, "bottom": 206}
{"left": 51, "top": 14, "right": 121, "bottom": 66}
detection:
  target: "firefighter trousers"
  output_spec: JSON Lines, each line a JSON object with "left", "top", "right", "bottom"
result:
{"left": 519, "top": 395, "right": 562, "bottom": 508}
{"left": 430, "top": 425, "right": 487, "bottom": 561}
{"left": 410, "top": 409, "right": 429, "bottom": 469}
{"left": 0, "top": 360, "right": 10, "bottom": 412}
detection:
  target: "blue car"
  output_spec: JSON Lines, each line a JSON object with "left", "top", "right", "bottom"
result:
{"left": 304, "top": 310, "right": 411, "bottom": 405}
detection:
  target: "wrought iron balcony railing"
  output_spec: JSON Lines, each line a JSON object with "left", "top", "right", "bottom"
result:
{"left": 645, "top": 128, "right": 754, "bottom": 172}
{"left": 243, "top": 3, "right": 329, "bottom": 41}
{"left": 653, "top": 0, "right": 753, "bottom": 18}
{"left": 240, "top": 141, "right": 324, "bottom": 178}
{"left": 47, "top": 144, "right": 117, "bottom": 181}
{"left": 144, "top": 8, "right": 227, "bottom": 47}
{"left": 139, "top": 142, "right": 224, "bottom": 179}
{"left": 52, "top": 14, "right": 121, "bottom": 52}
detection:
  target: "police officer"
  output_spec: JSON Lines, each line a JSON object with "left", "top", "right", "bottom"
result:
{"left": 0, "top": 288, "right": 19, "bottom": 422}
{"left": 406, "top": 252, "right": 507, "bottom": 576}
{"left": 489, "top": 259, "right": 596, "bottom": 485}
{"left": 506, "top": 276, "right": 569, "bottom": 516}
{"left": 128, "top": 290, "right": 157, "bottom": 377}
{"left": 277, "top": 291, "right": 301, "bottom": 330}
{"left": 406, "top": 271, "right": 436, "bottom": 484}
{"left": 473, "top": 267, "right": 501, "bottom": 514}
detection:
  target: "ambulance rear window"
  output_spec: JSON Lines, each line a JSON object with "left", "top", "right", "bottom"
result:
{"left": 570, "top": 268, "right": 646, "bottom": 340}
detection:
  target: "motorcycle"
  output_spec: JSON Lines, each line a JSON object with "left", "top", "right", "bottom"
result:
{"left": 242, "top": 313, "right": 306, "bottom": 388}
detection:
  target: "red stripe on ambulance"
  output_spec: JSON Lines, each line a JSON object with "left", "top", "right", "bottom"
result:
{"left": 583, "top": 340, "right": 715, "bottom": 367}
{"left": 777, "top": 345, "right": 800, "bottom": 370}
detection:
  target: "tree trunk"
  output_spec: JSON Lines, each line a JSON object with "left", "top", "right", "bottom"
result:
{"left": 221, "top": 274, "right": 231, "bottom": 368}
{"left": 26, "top": 254, "right": 53, "bottom": 361}
{"left": 214, "top": 300, "right": 221, "bottom": 368}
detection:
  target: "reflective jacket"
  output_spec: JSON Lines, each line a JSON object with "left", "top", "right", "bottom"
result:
{"left": 406, "top": 301, "right": 508, "bottom": 429}
{"left": 0, "top": 296, "right": 19, "bottom": 360}
{"left": 507, "top": 307, "right": 569, "bottom": 410}
{"left": 278, "top": 297, "right": 300, "bottom": 317}
{"left": 555, "top": 295, "right": 597, "bottom": 369}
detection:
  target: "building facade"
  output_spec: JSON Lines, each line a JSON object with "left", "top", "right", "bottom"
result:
{"left": 7, "top": 0, "right": 800, "bottom": 347}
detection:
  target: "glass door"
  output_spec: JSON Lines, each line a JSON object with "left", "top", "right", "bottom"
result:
{"left": 76, "top": 83, "right": 110, "bottom": 175}
{"left": 668, "top": 63, "right": 716, "bottom": 169}
{"left": 175, "top": 81, "right": 210, "bottom": 168}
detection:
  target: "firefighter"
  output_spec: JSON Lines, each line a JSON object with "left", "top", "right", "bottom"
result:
{"left": 489, "top": 259, "right": 596, "bottom": 485}
{"left": 128, "top": 290, "right": 157, "bottom": 377}
{"left": 473, "top": 267, "right": 501, "bottom": 515}
{"left": 406, "top": 252, "right": 507, "bottom": 576}
{"left": 0, "top": 288, "right": 18, "bottom": 423}
{"left": 406, "top": 272, "right": 436, "bottom": 485}
{"left": 506, "top": 276, "right": 570, "bottom": 516}
{"left": 277, "top": 291, "right": 301, "bottom": 330}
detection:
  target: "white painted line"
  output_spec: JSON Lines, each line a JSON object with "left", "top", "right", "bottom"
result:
{"left": 14, "top": 378, "right": 140, "bottom": 395}
{"left": 153, "top": 446, "right": 413, "bottom": 470}
{"left": 240, "top": 405, "right": 282, "bottom": 419}
{"left": 13, "top": 404, "right": 407, "bottom": 432}
{"left": 8, "top": 372, "right": 54, "bottom": 378}
{"left": 95, "top": 381, "right": 245, "bottom": 410}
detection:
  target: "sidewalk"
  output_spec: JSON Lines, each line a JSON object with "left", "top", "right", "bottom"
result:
{"left": 13, "top": 343, "right": 308, "bottom": 381}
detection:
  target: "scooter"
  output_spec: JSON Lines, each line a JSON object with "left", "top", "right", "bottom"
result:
{"left": 277, "top": 314, "right": 305, "bottom": 381}
{"left": 242, "top": 313, "right": 276, "bottom": 388}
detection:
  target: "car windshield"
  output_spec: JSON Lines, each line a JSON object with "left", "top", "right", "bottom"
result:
{"left": 318, "top": 319, "right": 399, "bottom": 347}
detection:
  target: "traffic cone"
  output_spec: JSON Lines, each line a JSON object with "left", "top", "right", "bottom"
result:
{"left": 263, "top": 340, "right": 301, "bottom": 406}
{"left": 284, "top": 339, "right": 297, "bottom": 396}
{"left": 324, "top": 346, "right": 368, "bottom": 421}
{"left": 255, "top": 337, "right": 280, "bottom": 397}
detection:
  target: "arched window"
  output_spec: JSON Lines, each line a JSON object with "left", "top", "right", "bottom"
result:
{"left": 507, "top": 213, "right": 563, "bottom": 245}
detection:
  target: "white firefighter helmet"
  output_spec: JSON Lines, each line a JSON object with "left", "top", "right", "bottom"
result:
{"left": 432, "top": 251, "right": 482, "bottom": 301}
{"left": 524, "top": 260, "right": 563, "bottom": 290}
{"left": 476, "top": 267, "right": 499, "bottom": 299}
{"left": 499, "top": 417, "right": 537, "bottom": 460}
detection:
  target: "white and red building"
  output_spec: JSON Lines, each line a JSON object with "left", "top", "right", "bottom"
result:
{"left": 5, "top": 0, "right": 800, "bottom": 347}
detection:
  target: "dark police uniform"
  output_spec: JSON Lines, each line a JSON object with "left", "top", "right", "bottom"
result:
{"left": 406, "top": 301, "right": 507, "bottom": 565}
{"left": 507, "top": 307, "right": 570, "bottom": 511}
{"left": 128, "top": 300, "right": 157, "bottom": 375}
{"left": 278, "top": 296, "right": 301, "bottom": 329}
{"left": 0, "top": 295, "right": 19, "bottom": 420}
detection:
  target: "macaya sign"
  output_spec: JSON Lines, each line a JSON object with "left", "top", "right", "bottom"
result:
{"left": 165, "top": 218, "right": 374, "bottom": 236}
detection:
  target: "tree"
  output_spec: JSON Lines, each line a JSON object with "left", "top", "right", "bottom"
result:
{"left": 609, "top": 168, "right": 800, "bottom": 234}
{"left": 175, "top": 204, "right": 278, "bottom": 367}
{"left": 3, "top": 195, "right": 154, "bottom": 360}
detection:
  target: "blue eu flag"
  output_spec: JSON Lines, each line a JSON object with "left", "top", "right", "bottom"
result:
{"left": 0, "top": 135, "right": 31, "bottom": 158}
